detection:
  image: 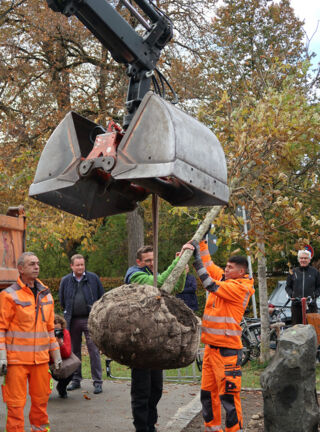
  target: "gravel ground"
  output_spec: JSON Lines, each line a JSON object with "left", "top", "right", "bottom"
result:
{"left": 182, "top": 389, "right": 264, "bottom": 432}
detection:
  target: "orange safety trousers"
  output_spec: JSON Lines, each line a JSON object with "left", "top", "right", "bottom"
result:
{"left": 2, "top": 363, "right": 52, "bottom": 432}
{"left": 201, "top": 345, "right": 243, "bottom": 432}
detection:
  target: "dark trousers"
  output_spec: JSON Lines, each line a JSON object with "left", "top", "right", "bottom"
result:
{"left": 131, "top": 368, "right": 163, "bottom": 432}
{"left": 52, "top": 373, "right": 73, "bottom": 395}
{"left": 291, "top": 302, "right": 318, "bottom": 325}
{"left": 70, "top": 317, "right": 102, "bottom": 385}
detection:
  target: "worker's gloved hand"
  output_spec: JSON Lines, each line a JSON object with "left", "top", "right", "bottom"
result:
{"left": 190, "top": 240, "right": 200, "bottom": 260}
{"left": 0, "top": 350, "right": 7, "bottom": 376}
{"left": 51, "top": 349, "right": 62, "bottom": 371}
{"left": 202, "top": 225, "right": 212, "bottom": 241}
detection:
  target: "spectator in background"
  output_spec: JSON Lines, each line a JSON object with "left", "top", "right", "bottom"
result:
{"left": 52, "top": 314, "right": 73, "bottom": 399}
{"left": 59, "top": 254, "right": 104, "bottom": 394}
{"left": 285, "top": 249, "right": 320, "bottom": 325}
{"left": 176, "top": 265, "right": 199, "bottom": 312}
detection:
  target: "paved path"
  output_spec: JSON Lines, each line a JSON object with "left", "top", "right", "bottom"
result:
{"left": 0, "top": 379, "right": 201, "bottom": 432}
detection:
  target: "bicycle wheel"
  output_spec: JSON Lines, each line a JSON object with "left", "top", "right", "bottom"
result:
{"left": 241, "top": 334, "right": 251, "bottom": 366}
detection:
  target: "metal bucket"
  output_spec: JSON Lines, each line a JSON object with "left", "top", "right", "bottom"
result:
{"left": 28, "top": 112, "right": 142, "bottom": 219}
{"left": 29, "top": 92, "right": 229, "bottom": 219}
{"left": 112, "top": 92, "right": 229, "bottom": 206}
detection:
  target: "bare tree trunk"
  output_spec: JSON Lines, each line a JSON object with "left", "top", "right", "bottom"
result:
{"left": 257, "top": 233, "right": 270, "bottom": 363}
{"left": 162, "top": 205, "right": 223, "bottom": 293}
{"left": 127, "top": 204, "right": 144, "bottom": 266}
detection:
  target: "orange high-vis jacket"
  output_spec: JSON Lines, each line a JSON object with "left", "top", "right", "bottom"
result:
{"left": 199, "top": 241, "right": 255, "bottom": 349}
{"left": 0, "top": 277, "right": 59, "bottom": 365}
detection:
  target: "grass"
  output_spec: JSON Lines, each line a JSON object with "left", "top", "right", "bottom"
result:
{"left": 242, "top": 361, "right": 268, "bottom": 388}
{"left": 81, "top": 354, "right": 201, "bottom": 381}
{"left": 242, "top": 361, "right": 320, "bottom": 390}
{"left": 81, "top": 354, "right": 320, "bottom": 391}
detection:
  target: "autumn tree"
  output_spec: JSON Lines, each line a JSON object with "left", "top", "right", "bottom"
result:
{"left": 201, "top": 0, "right": 308, "bottom": 108}
{"left": 202, "top": 75, "right": 320, "bottom": 361}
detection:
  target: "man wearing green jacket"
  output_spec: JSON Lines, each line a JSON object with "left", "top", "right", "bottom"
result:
{"left": 124, "top": 244, "right": 188, "bottom": 432}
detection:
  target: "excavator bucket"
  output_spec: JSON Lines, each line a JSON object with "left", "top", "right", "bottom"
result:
{"left": 29, "top": 112, "right": 140, "bottom": 219}
{"left": 112, "top": 92, "right": 229, "bottom": 206}
{"left": 29, "top": 92, "right": 229, "bottom": 219}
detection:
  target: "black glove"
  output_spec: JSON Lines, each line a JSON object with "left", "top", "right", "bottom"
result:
{"left": 190, "top": 240, "right": 201, "bottom": 260}
{"left": 202, "top": 225, "right": 212, "bottom": 241}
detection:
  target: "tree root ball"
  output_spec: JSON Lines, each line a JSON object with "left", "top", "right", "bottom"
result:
{"left": 88, "top": 283, "right": 201, "bottom": 369}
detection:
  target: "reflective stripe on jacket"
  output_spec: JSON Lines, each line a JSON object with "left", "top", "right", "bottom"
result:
{"left": 199, "top": 241, "right": 255, "bottom": 349}
{"left": 0, "top": 277, "right": 59, "bottom": 365}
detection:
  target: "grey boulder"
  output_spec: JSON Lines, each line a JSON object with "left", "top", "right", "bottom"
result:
{"left": 260, "top": 324, "right": 319, "bottom": 432}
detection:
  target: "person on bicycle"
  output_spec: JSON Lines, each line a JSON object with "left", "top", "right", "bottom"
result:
{"left": 187, "top": 239, "right": 255, "bottom": 432}
{"left": 285, "top": 249, "right": 320, "bottom": 325}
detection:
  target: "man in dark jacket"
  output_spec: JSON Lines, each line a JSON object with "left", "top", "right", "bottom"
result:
{"left": 59, "top": 254, "right": 104, "bottom": 394}
{"left": 176, "top": 265, "right": 198, "bottom": 311}
{"left": 286, "top": 249, "right": 320, "bottom": 325}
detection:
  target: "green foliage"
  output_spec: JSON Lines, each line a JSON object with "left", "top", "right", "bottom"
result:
{"left": 151, "top": 202, "right": 198, "bottom": 270}
{"left": 28, "top": 234, "right": 70, "bottom": 278}
{"left": 79, "top": 214, "right": 128, "bottom": 277}
{"left": 202, "top": 0, "right": 307, "bottom": 107}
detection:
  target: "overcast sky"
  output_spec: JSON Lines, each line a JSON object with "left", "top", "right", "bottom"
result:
{"left": 290, "top": 0, "right": 320, "bottom": 66}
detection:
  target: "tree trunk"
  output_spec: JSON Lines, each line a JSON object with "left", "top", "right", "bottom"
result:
{"left": 257, "top": 234, "right": 270, "bottom": 363}
{"left": 126, "top": 204, "right": 144, "bottom": 266}
{"left": 162, "top": 205, "right": 222, "bottom": 293}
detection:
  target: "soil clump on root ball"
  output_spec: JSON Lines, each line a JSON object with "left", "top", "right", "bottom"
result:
{"left": 88, "top": 283, "right": 201, "bottom": 369}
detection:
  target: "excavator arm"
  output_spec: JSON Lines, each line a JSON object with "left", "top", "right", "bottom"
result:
{"left": 46, "top": 0, "right": 173, "bottom": 127}
{"left": 29, "top": 0, "right": 229, "bottom": 219}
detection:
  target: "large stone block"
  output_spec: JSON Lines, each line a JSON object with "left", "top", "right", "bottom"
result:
{"left": 260, "top": 324, "right": 319, "bottom": 432}
{"left": 88, "top": 283, "right": 201, "bottom": 369}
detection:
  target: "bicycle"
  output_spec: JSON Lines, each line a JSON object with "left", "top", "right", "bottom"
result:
{"left": 194, "top": 301, "right": 290, "bottom": 370}
{"left": 240, "top": 301, "right": 290, "bottom": 366}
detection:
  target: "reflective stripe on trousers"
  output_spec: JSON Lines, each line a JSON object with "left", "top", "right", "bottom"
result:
{"left": 201, "top": 345, "right": 243, "bottom": 432}
{"left": 2, "top": 363, "right": 51, "bottom": 432}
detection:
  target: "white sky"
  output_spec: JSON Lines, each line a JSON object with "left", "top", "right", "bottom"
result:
{"left": 290, "top": 0, "right": 320, "bottom": 66}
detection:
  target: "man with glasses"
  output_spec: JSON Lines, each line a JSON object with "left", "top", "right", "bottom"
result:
{"left": 124, "top": 245, "right": 188, "bottom": 432}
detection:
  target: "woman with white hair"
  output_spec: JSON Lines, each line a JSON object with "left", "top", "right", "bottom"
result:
{"left": 285, "top": 249, "right": 320, "bottom": 325}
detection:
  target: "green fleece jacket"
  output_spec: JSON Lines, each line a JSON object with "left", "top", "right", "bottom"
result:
{"left": 129, "top": 257, "right": 186, "bottom": 294}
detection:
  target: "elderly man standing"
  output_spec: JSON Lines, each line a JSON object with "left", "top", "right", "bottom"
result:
{"left": 0, "top": 252, "right": 61, "bottom": 432}
{"left": 59, "top": 254, "right": 104, "bottom": 394}
{"left": 286, "top": 249, "right": 320, "bottom": 325}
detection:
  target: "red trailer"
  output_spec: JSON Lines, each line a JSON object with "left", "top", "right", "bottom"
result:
{"left": 0, "top": 206, "right": 26, "bottom": 290}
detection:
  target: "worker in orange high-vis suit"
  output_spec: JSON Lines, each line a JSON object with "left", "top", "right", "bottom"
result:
{"left": 186, "top": 240, "right": 254, "bottom": 432}
{"left": 0, "top": 252, "right": 62, "bottom": 432}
